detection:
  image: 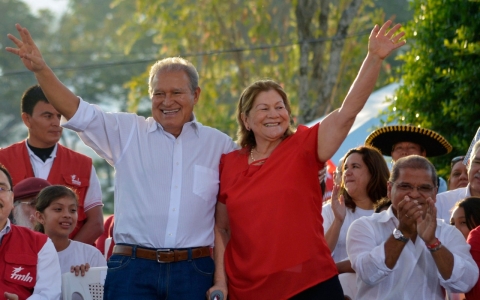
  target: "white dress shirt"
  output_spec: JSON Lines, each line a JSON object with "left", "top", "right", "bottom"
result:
{"left": 347, "top": 206, "right": 478, "bottom": 300}
{"left": 322, "top": 203, "right": 373, "bottom": 262}
{"left": 26, "top": 141, "right": 103, "bottom": 211}
{"left": 0, "top": 219, "right": 62, "bottom": 300}
{"left": 63, "top": 99, "right": 236, "bottom": 248}
{"left": 436, "top": 186, "right": 470, "bottom": 222}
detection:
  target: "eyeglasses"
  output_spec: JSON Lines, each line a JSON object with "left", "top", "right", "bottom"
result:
{"left": 392, "top": 182, "right": 436, "bottom": 195}
{"left": 20, "top": 200, "right": 36, "bottom": 207}
{"left": 0, "top": 186, "right": 11, "bottom": 193}
{"left": 451, "top": 156, "right": 465, "bottom": 167}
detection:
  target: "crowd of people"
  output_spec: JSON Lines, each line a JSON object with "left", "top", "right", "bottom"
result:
{"left": 1, "top": 19, "right": 479, "bottom": 300}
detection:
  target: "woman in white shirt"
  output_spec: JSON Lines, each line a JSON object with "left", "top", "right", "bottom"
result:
{"left": 322, "top": 145, "right": 389, "bottom": 273}
{"left": 35, "top": 185, "right": 106, "bottom": 275}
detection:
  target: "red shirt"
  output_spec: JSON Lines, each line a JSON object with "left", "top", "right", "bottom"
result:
{"left": 219, "top": 124, "right": 337, "bottom": 299}
{"left": 467, "top": 226, "right": 480, "bottom": 300}
{"left": 96, "top": 215, "right": 115, "bottom": 259}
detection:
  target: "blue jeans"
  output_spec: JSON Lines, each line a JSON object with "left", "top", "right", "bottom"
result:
{"left": 104, "top": 244, "right": 214, "bottom": 299}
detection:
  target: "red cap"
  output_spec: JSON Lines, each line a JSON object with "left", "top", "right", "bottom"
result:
{"left": 13, "top": 178, "right": 51, "bottom": 201}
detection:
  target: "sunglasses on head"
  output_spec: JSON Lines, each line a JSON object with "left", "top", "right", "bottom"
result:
{"left": 451, "top": 156, "right": 465, "bottom": 167}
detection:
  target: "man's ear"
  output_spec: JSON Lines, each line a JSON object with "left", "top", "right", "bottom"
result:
{"left": 21, "top": 112, "right": 31, "bottom": 128}
{"left": 387, "top": 181, "right": 393, "bottom": 199}
{"left": 193, "top": 87, "right": 201, "bottom": 105}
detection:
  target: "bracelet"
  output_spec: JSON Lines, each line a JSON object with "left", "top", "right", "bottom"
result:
{"left": 426, "top": 238, "right": 442, "bottom": 252}
{"left": 425, "top": 238, "right": 442, "bottom": 250}
{"left": 428, "top": 243, "right": 442, "bottom": 252}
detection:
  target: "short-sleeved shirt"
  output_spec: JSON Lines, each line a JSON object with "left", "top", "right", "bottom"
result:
{"left": 219, "top": 124, "right": 337, "bottom": 299}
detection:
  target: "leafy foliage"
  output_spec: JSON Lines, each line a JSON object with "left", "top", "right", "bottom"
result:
{"left": 116, "top": 0, "right": 299, "bottom": 138}
{"left": 386, "top": 0, "right": 480, "bottom": 176}
{"left": 0, "top": 0, "right": 53, "bottom": 143}
{"left": 118, "top": 0, "right": 396, "bottom": 132}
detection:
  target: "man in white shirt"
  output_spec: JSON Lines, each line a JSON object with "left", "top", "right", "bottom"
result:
{"left": 436, "top": 140, "right": 480, "bottom": 222}
{"left": 0, "top": 164, "right": 61, "bottom": 300}
{"left": 347, "top": 155, "right": 478, "bottom": 299}
{"left": 7, "top": 24, "right": 237, "bottom": 299}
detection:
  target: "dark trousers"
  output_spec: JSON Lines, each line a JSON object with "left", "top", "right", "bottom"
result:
{"left": 290, "top": 275, "right": 345, "bottom": 300}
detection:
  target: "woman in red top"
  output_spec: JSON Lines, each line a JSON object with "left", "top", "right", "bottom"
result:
{"left": 207, "top": 20, "right": 405, "bottom": 300}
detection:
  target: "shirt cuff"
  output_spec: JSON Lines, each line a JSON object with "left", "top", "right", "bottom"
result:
{"left": 439, "top": 253, "right": 478, "bottom": 293}
{"left": 62, "top": 97, "right": 95, "bottom": 132}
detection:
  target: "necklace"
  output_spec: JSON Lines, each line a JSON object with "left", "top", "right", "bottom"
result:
{"left": 250, "top": 147, "right": 255, "bottom": 162}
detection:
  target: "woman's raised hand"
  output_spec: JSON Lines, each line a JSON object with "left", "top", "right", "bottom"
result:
{"left": 368, "top": 20, "right": 406, "bottom": 60}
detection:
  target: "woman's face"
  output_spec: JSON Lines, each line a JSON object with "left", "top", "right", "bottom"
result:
{"left": 449, "top": 161, "right": 468, "bottom": 190}
{"left": 450, "top": 206, "right": 470, "bottom": 239}
{"left": 36, "top": 196, "right": 78, "bottom": 239}
{"left": 343, "top": 153, "right": 372, "bottom": 200}
{"left": 242, "top": 90, "right": 290, "bottom": 145}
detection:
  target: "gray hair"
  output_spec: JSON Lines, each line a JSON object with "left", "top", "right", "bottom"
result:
{"left": 12, "top": 204, "right": 35, "bottom": 230}
{"left": 469, "top": 140, "right": 480, "bottom": 167}
{"left": 148, "top": 57, "right": 199, "bottom": 96}
{"left": 390, "top": 155, "right": 437, "bottom": 186}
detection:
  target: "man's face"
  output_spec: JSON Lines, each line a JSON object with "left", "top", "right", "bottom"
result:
{"left": 0, "top": 171, "right": 14, "bottom": 229}
{"left": 22, "top": 101, "right": 62, "bottom": 148}
{"left": 391, "top": 142, "right": 426, "bottom": 162}
{"left": 150, "top": 70, "right": 200, "bottom": 138}
{"left": 468, "top": 147, "right": 480, "bottom": 196}
{"left": 388, "top": 167, "right": 437, "bottom": 219}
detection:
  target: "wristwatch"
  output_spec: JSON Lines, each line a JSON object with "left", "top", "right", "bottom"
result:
{"left": 393, "top": 228, "right": 409, "bottom": 243}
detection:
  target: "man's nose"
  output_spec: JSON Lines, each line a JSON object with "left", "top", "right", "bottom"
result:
{"left": 163, "top": 93, "right": 174, "bottom": 106}
{"left": 53, "top": 116, "right": 61, "bottom": 125}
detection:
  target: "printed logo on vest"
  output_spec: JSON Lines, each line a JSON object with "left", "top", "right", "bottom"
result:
{"left": 10, "top": 266, "right": 33, "bottom": 283}
{"left": 71, "top": 174, "right": 82, "bottom": 186}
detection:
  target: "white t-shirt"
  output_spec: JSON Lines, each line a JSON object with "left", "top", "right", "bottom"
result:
{"left": 57, "top": 240, "right": 107, "bottom": 274}
{"left": 436, "top": 186, "right": 471, "bottom": 222}
{"left": 322, "top": 202, "right": 373, "bottom": 262}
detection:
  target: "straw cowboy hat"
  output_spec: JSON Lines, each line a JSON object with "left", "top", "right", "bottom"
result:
{"left": 365, "top": 125, "right": 452, "bottom": 157}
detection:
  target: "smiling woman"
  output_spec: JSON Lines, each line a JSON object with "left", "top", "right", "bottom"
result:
{"left": 209, "top": 20, "right": 406, "bottom": 299}
{"left": 322, "top": 146, "right": 389, "bottom": 270}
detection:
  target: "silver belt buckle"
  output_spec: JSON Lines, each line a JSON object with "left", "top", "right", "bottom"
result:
{"left": 156, "top": 249, "right": 171, "bottom": 263}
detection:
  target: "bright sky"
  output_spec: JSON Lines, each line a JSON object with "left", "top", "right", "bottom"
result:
{"left": 23, "top": 0, "right": 68, "bottom": 16}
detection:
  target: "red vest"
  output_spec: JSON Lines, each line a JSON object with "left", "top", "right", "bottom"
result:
{"left": 0, "top": 141, "right": 92, "bottom": 238}
{"left": 0, "top": 225, "right": 48, "bottom": 300}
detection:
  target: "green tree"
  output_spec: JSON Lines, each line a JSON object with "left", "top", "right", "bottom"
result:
{"left": 118, "top": 0, "right": 389, "bottom": 132}
{"left": 46, "top": 0, "right": 162, "bottom": 212}
{"left": 386, "top": 0, "right": 480, "bottom": 175}
{"left": 0, "top": 0, "right": 53, "bottom": 145}
{"left": 117, "top": 0, "right": 298, "bottom": 137}
{"left": 295, "top": 0, "right": 385, "bottom": 124}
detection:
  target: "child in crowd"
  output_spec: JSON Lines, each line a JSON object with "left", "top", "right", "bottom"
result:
{"left": 35, "top": 185, "right": 106, "bottom": 275}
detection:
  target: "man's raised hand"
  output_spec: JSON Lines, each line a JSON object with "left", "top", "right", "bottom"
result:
{"left": 6, "top": 24, "right": 48, "bottom": 73}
